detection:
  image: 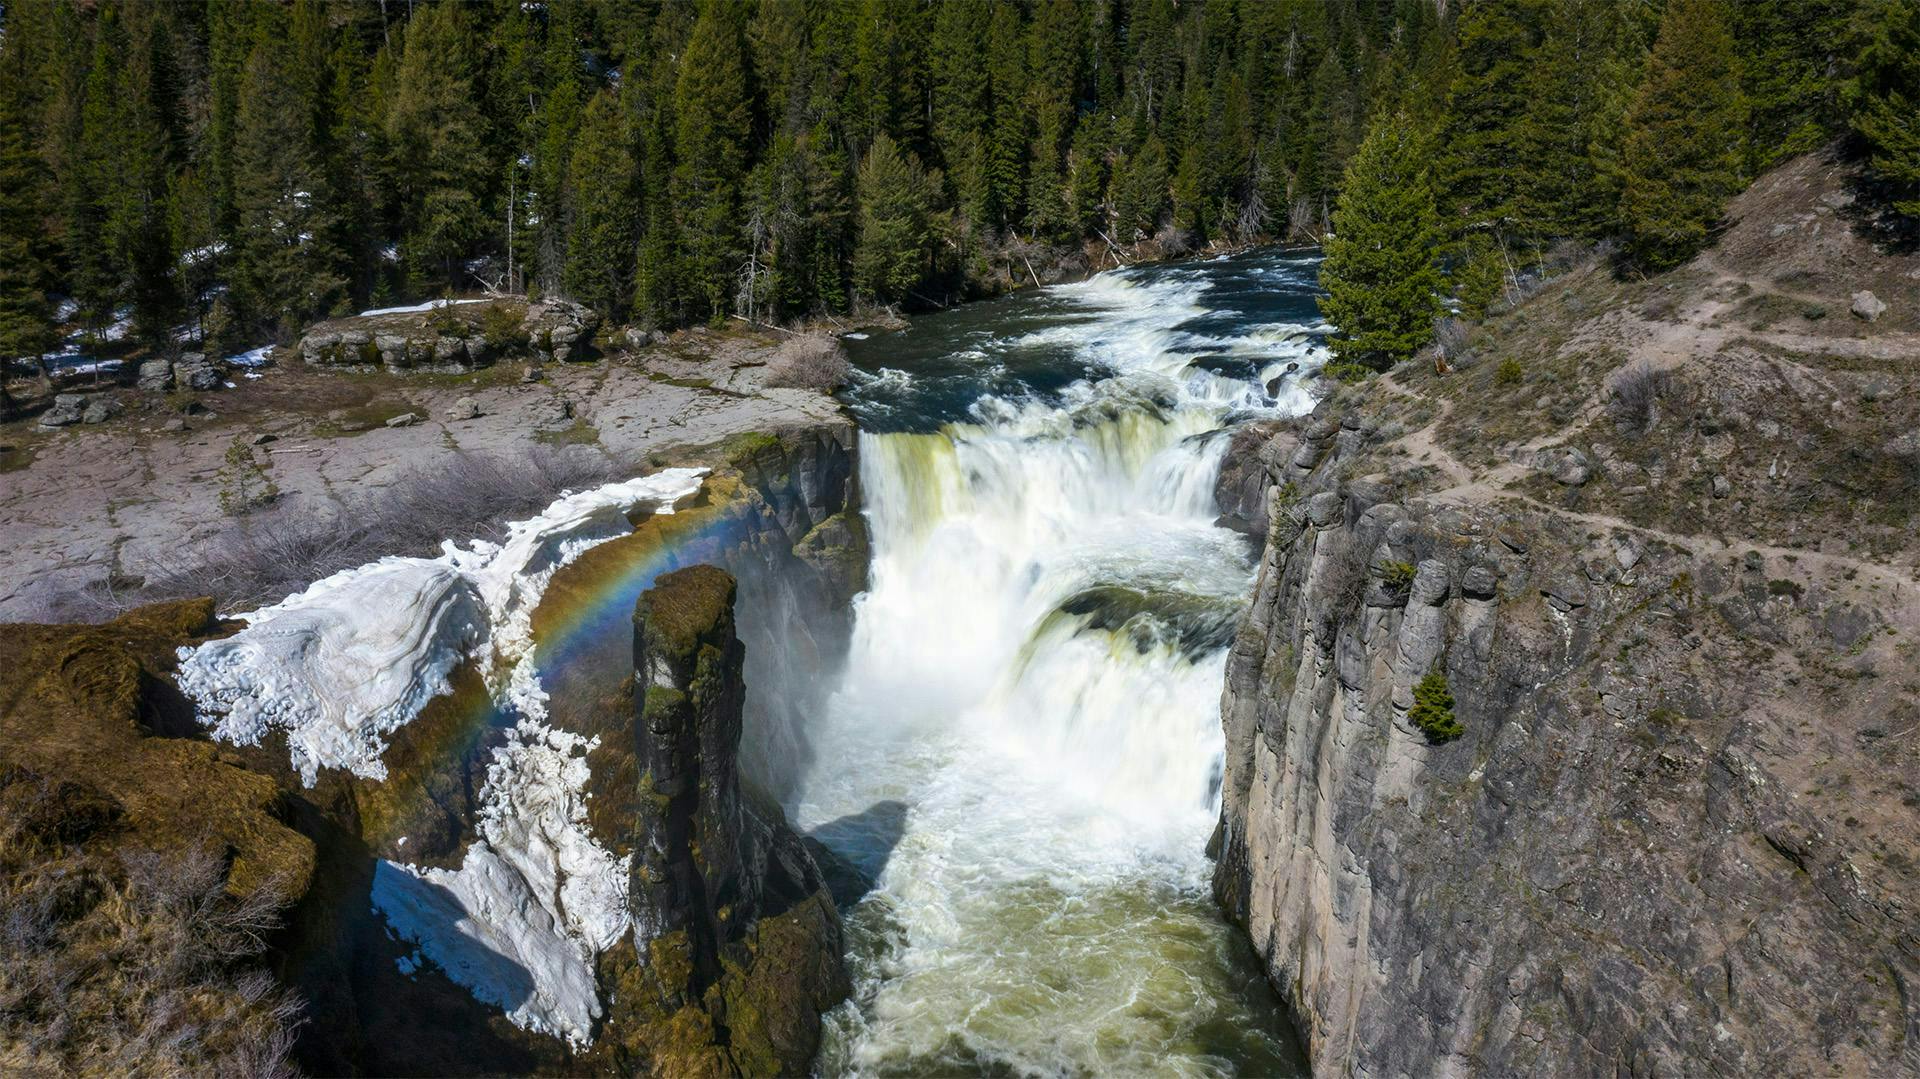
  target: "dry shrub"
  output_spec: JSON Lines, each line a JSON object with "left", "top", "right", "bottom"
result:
{"left": 1153, "top": 223, "right": 1193, "bottom": 258}
{"left": 0, "top": 770, "right": 300, "bottom": 1078}
{"left": 1608, "top": 361, "right": 1680, "bottom": 436}
{"left": 764, "top": 335, "right": 850, "bottom": 392}
{"left": 136, "top": 446, "right": 617, "bottom": 611}
{"left": 1432, "top": 317, "right": 1471, "bottom": 363}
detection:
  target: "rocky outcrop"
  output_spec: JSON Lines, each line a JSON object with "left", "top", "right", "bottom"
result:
{"left": 585, "top": 566, "right": 847, "bottom": 1076}
{"left": 266, "top": 424, "right": 865, "bottom": 1075}
{"left": 1213, "top": 404, "right": 1919, "bottom": 1077}
{"left": 38, "top": 391, "right": 132, "bottom": 427}
{"left": 298, "top": 298, "right": 600, "bottom": 372}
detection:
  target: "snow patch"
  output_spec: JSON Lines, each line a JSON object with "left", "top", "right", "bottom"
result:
{"left": 227, "top": 345, "right": 275, "bottom": 368}
{"left": 176, "top": 558, "right": 486, "bottom": 786}
{"left": 357, "top": 297, "right": 494, "bottom": 318}
{"left": 178, "top": 468, "right": 705, "bottom": 787}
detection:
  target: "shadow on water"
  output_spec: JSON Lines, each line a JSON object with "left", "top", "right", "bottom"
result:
{"left": 805, "top": 799, "right": 908, "bottom": 909}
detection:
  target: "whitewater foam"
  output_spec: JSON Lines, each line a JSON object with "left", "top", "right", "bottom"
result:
{"left": 804, "top": 251, "right": 1317, "bottom": 1073}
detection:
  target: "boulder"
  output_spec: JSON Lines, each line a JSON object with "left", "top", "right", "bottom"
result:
{"left": 1850, "top": 290, "right": 1887, "bottom": 323}
{"left": 1541, "top": 577, "right": 1589, "bottom": 612}
{"left": 1305, "top": 491, "right": 1344, "bottom": 527}
{"left": 81, "top": 397, "right": 122, "bottom": 424}
{"left": 1711, "top": 473, "right": 1732, "bottom": 498}
{"left": 38, "top": 393, "right": 88, "bottom": 427}
{"left": 523, "top": 299, "right": 599, "bottom": 363}
{"left": 1548, "top": 447, "right": 1591, "bottom": 486}
{"left": 136, "top": 359, "right": 173, "bottom": 393}
{"left": 450, "top": 396, "right": 481, "bottom": 420}
{"left": 176, "top": 353, "right": 221, "bottom": 391}
{"left": 1461, "top": 564, "right": 1499, "bottom": 600}
{"left": 385, "top": 412, "right": 419, "bottom": 428}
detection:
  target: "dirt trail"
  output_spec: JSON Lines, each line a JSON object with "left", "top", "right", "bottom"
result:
{"left": 1375, "top": 363, "right": 1920, "bottom": 595}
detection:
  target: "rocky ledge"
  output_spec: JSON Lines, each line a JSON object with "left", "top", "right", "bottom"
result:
{"left": 298, "top": 297, "right": 598, "bottom": 372}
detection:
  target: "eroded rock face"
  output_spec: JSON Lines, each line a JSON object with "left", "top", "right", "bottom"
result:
{"left": 592, "top": 565, "right": 847, "bottom": 1076}
{"left": 1213, "top": 402, "right": 1919, "bottom": 1077}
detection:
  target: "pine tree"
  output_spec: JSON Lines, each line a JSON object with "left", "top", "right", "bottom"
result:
{"left": 1318, "top": 111, "right": 1444, "bottom": 371}
{"left": 232, "top": 32, "right": 346, "bottom": 340}
{"left": 385, "top": 2, "right": 493, "bottom": 289}
{"left": 1617, "top": 0, "right": 1747, "bottom": 270}
{"left": 1514, "top": 0, "right": 1635, "bottom": 241}
{"left": 563, "top": 91, "right": 639, "bottom": 319}
{"left": 1850, "top": 0, "right": 1920, "bottom": 219}
{"left": 853, "top": 133, "right": 933, "bottom": 305}
{"left": 0, "top": 46, "right": 55, "bottom": 409}
{"left": 1735, "top": 0, "right": 1851, "bottom": 174}
{"left": 1452, "top": 233, "right": 1507, "bottom": 320}
{"left": 1441, "top": 0, "right": 1543, "bottom": 235}
{"left": 673, "top": 5, "right": 751, "bottom": 322}
{"left": 1111, "top": 135, "right": 1169, "bottom": 242}
{"left": 1408, "top": 669, "right": 1462, "bottom": 743}
{"left": 984, "top": 2, "right": 1029, "bottom": 232}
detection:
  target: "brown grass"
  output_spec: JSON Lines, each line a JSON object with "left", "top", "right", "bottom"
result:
{"left": 0, "top": 769, "right": 301, "bottom": 1078}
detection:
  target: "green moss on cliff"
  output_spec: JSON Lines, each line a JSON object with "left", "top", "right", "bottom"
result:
{"left": 638, "top": 565, "right": 737, "bottom": 666}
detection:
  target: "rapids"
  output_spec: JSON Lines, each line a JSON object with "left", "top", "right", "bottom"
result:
{"left": 793, "top": 249, "right": 1325, "bottom": 1075}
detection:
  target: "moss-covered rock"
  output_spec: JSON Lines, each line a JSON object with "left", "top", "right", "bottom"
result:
{"left": 0, "top": 599, "right": 314, "bottom": 901}
{"left": 576, "top": 565, "right": 850, "bottom": 1077}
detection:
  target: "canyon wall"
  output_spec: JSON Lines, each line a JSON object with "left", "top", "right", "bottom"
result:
{"left": 1213, "top": 407, "right": 1918, "bottom": 1076}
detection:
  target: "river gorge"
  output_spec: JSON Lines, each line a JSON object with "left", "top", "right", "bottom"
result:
{"left": 804, "top": 250, "right": 1328, "bottom": 1074}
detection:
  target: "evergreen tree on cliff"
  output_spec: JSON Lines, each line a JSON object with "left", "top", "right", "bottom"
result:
{"left": 852, "top": 133, "right": 934, "bottom": 305}
{"left": 1318, "top": 111, "right": 1444, "bottom": 371}
{"left": 1616, "top": 0, "right": 1747, "bottom": 270}
{"left": 1849, "top": 0, "right": 1920, "bottom": 219}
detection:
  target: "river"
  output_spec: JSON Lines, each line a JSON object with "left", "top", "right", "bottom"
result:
{"left": 791, "top": 248, "right": 1327, "bottom": 1076}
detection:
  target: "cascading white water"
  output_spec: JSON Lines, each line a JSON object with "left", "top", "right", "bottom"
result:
{"left": 797, "top": 254, "right": 1323, "bottom": 1075}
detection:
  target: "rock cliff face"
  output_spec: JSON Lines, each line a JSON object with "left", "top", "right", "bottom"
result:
{"left": 583, "top": 566, "right": 847, "bottom": 1076}
{"left": 1213, "top": 403, "right": 1918, "bottom": 1076}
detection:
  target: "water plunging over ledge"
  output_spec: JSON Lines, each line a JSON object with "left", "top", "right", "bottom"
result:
{"left": 794, "top": 249, "right": 1325, "bottom": 1075}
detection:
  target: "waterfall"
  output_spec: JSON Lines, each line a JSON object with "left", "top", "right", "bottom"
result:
{"left": 798, "top": 252, "right": 1323, "bottom": 1075}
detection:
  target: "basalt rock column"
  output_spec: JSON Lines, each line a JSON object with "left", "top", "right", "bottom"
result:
{"left": 615, "top": 565, "right": 847, "bottom": 1076}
